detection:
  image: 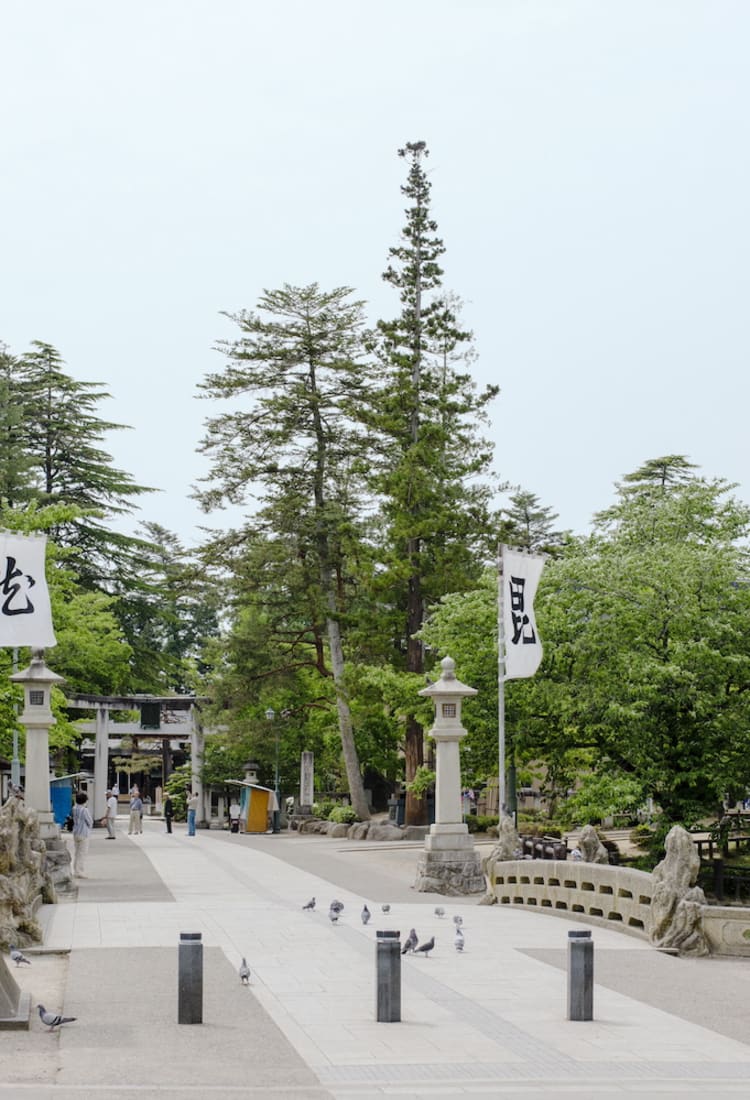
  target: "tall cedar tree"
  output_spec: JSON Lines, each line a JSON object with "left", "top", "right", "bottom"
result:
{"left": 196, "top": 284, "right": 372, "bottom": 819}
{"left": 0, "top": 345, "right": 37, "bottom": 504}
{"left": 8, "top": 341, "right": 155, "bottom": 589}
{"left": 370, "top": 142, "right": 498, "bottom": 823}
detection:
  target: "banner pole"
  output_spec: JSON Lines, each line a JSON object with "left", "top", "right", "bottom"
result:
{"left": 497, "top": 544, "right": 506, "bottom": 816}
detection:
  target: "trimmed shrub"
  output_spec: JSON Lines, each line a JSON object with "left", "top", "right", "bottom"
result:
{"left": 328, "top": 805, "right": 357, "bottom": 825}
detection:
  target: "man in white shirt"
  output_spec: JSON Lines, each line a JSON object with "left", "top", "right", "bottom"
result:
{"left": 103, "top": 789, "right": 118, "bottom": 838}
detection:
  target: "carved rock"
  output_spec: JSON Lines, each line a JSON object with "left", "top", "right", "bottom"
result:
{"left": 578, "top": 824, "right": 610, "bottom": 864}
{"left": 648, "top": 824, "right": 709, "bottom": 957}
{"left": 0, "top": 799, "right": 56, "bottom": 949}
{"left": 480, "top": 814, "right": 522, "bottom": 904}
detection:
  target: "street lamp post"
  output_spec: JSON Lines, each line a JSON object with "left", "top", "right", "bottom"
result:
{"left": 266, "top": 707, "right": 279, "bottom": 833}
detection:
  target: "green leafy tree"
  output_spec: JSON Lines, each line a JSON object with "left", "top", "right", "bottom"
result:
{"left": 365, "top": 142, "right": 499, "bottom": 822}
{"left": 196, "top": 284, "right": 372, "bottom": 818}
{"left": 424, "top": 456, "right": 750, "bottom": 829}
{"left": 114, "top": 522, "right": 221, "bottom": 693}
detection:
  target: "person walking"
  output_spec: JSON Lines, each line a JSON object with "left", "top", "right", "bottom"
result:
{"left": 163, "top": 792, "right": 174, "bottom": 834}
{"left": 186, "top": 791, "right": 199, "bottom": 836}
{"left": 102, "top": 787, "right": 117, "bottom": 836}
{"left": 71, "top": 791, "right": 93, "bottom": 877}
{"left": 129, "top": 791, "right": 143, "bottom": 834}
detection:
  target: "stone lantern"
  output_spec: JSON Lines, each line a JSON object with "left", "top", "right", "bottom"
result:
{"left": 10, "top": 648, "right": 65, "bottom": 841}
{"left": 414, "top": 655, "right": 484, "bottom": 895}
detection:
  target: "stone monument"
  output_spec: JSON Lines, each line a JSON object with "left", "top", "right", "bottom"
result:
{"left": 299, "top": 751, "right": 314, "bottom": 814}
{"left": 414, "top": 657, "right": 484, "bottom": 895}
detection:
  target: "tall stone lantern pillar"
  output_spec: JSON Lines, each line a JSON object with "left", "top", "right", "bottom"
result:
{"left": 414, "top": 656, "right": 484, "bottom": 895}
{"left": 10, "top": 649, "right": 65, "bottom": 842}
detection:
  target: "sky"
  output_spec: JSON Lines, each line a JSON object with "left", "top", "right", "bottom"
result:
{"left": 2, "top": 1, "right": 749, "bottom": 549}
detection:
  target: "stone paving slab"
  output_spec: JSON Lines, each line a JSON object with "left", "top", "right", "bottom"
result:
{"left": 22, "top": 819, "right": 750, "bottom": 1098}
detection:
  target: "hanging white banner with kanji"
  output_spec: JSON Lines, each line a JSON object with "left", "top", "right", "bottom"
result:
{"left": 0, "top": 533, "right": 56, "bottom": 647}
{"left": 501, "top": 546, "right": 544, "bottom": 680}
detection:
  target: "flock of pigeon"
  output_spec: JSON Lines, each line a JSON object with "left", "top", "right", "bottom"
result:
{"left": 297, "top": 897, "right": 466, "bottom": 958}
{"left": 12, "top": 899, "right": 466, "bottom": 1022}
{"left": 9, "top": 946, "right": 77, "bottom": 1032}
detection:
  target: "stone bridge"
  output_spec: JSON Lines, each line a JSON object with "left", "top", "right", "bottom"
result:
{"left": 487, "top": 858, "right": 750, "bottom": 957}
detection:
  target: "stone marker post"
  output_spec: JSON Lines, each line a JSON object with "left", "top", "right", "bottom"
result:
{"left": 178, "top": 932, "right": 203, "bottom": 1024}
{"left": 567, "top": 930, "right": 593, "bottom": 1021}
{"left": 299, "top": 751, "right": 314, "bottom": 813}
{"left": 376, "top": 930, "right": 401, "bottom": 1022}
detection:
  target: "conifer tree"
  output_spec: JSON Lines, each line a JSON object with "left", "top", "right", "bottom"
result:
{"left": 367, "top": 143, "right": 499, "bottom": 823}
{"left": 196, "top": 284, "right": 372, "bottom": 819}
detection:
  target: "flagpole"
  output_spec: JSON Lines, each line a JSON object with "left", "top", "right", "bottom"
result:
{"left": 497, "top": 545, "right": 506, "bottom": 817}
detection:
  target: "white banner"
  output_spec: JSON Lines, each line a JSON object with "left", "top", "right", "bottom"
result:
{"left": 0, "top": 533, "right": 56, "bottom": 648}
{"left": 501, "top": 546, "right": 544, "bottom": 680}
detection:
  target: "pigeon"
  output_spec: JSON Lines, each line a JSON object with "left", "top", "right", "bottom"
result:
{"left": 239, "top": 958, "right": 251, "bottom": 984}
{"left": 328, "top": 907, "right": 340, "bottom": 924}
{"left": 453, "top": 914, "right": 463, "bottom": 928}
{"left": 434, "top": 906, "right": 445, "bottom": 918}
{"left": 401, "top": 928, "right": 418, "bottom": 955}
{"left": 415, "top": 936, "right": 435, "bottom": 957}
{"left": 302, "top": 897, "right": 316, "bottom": 911}
{"left": 330, "top": 899, "right": 344, "bottom": 914}
{"left": 361, "top": 904, "right": 371, "bottom": 925}
{"left": 10, "top": 946, "right": 31, "bottom": 967}
{"left": 37, "top": 1004, "right": 76, "bottom": 1031}
{"left": 381, "top": 903, "right": 390, "bottom": 914}
{"left": 454, "top": 928, "right": 465, "bottom": 952}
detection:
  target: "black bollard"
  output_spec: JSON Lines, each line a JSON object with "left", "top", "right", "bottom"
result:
{"left": 376, "top": 930, "right": 401, "bottom": 1022}
{"left": 567, "top": 929, "right": 593, "bottom": 1021}
{"left": 178, "top": 932, "right": 203, "bottom": 1024}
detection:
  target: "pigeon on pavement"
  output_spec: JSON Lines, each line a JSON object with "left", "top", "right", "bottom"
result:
{"left": 434, "top": 906, "right": 445, "bottom": 918}
{"left": 401, "top": 928, "right": 418, "bottom": 954}
{"left": 239, "top": 958, "right": 251, "bottom": 984}
{"left": 415, "top": 936, "right": 435, "bottom": 957}
{"left": 330, "top": 899, "right": 344, "bottom": 914}
{"left": 454, "top": 928, "right": 465, "bottom": 952}
{"left": 380, "top": 903, "right": 390, "bottom": 914}
{"left": 453, "top": 914, "right": 463, "bottom": 927}
{"left": 361, "top": 904, "right": 371, "bottom": 925}
{"left": 328, "top": 907, "right": 340, "bottom": 923}
{"left": 37, "top": 1004, "right": 76, "bottom": 1031}
{"left": 10, "top": 946, "right": 31, "bottom": 967}
{"left": 302, "top": 897, "right": 316, "bottom": 910}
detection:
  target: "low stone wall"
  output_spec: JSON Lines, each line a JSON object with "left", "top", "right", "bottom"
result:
{"left": 491, "top": 859, "right": 653, "bottom": 941}
{"left": 702, "top": 906, "right": 750, "bottom": 957}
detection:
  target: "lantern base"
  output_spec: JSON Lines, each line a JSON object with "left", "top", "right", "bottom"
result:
{"left": 414, "top": 836, "right": 485, "bottom": 896}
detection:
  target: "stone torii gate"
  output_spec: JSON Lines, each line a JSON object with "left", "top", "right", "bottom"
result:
{"left": 65, "top": 693, "right": 209, "bottom": 825}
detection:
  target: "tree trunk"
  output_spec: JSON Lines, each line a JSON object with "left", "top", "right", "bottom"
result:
{"left": 325, "top": 609, "right": 370, "bottom": 821}
{"left": 404, "top": 543, "right": 427, "bottom": 825}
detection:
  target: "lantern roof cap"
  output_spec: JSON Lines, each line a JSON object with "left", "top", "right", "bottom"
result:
{"left": 418, "top": 655, "right": 477, "bottom": 698}
{"left": 10, "top": 648, "right": 65, "bottom": 686}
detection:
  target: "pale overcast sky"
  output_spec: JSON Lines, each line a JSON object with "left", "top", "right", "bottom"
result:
{"left": 2, "top": 1, "right": 748, "bottom": 548}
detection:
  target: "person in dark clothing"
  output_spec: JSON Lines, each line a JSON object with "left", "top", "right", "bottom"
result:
{"left": 163, "top": 792, "right": 174, "bottom": 834}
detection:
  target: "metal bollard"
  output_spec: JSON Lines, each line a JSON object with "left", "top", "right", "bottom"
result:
{"left": 567, "top": 929, "right": 593, "bottom": 1021}
{"left": 178, "top": 932, "right": 203, "bottom": 1024}
{"left": 376, "top": 930, "right": 401, "bottom": 1022}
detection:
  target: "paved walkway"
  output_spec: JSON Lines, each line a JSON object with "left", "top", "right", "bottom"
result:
{"left": 5, "top": 815, "right": 750, "bottom": 1098}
